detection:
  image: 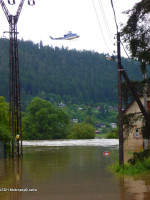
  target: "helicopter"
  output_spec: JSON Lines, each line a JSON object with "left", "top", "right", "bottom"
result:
{"left": 50, "top": 31, "right": 80, "bottom": 40}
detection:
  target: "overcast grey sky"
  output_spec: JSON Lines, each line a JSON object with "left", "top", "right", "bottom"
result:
{"left": 0, "top": 0, "right": 141, "bottom": 56}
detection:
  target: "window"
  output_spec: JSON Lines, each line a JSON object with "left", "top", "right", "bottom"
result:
{"left": 135, "top": 128, "right": 140, "bottom": 138}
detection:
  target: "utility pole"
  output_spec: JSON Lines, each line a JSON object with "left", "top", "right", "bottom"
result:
{"left": 107, "top": 35, "right": 150, "bottom": 165}
{"left": 120, "top": 65, "right": 150, "bottom": 128}
{"left": 117, "top": 32, "right": 124, "bottom": 166}
{"left": 0, "top": 0, "right": 35, "bottom": 157}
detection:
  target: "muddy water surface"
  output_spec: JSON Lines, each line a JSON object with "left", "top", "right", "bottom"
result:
{"left": 0, "top": 139, "right": 150, "bottom": 200}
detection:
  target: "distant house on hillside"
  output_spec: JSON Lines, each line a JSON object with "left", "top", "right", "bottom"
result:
{"left": 123, "top": 97, "right": 150, "bottom": 152}
{"left": 58, "top": 102, "right": 66, "bottom": 108}
{"left": 72, "top": 119, "right": 78, "bottom": 123}
{"left": 78, "top": 107, "right": 83, "bottom": 110}
{"left": 96, "top": 122, "right": 106, "bottom": 128}
{"left": 110, "top": 123, "right": 117, "bottom": 129}
{"left": 109, "top": 106, "right": 117, "bottom": 112}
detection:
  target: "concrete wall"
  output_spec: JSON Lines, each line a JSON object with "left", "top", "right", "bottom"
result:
{"left": 124, "top": 129, "right": 144, "bottom": 152}
{"left": 123, "top": 97, "right": 149, "bottom": 152}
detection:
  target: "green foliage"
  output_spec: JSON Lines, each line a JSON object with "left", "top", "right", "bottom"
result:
{"left": 108, "top": 148, "right": 150, "bottom": 175}
{"left": 22, "top": 97, "right": 70, "bottom": 140}
{"left": 0, "top": 39, "right": 143, "bottom": 109}
{"left": 99, "top": 127, "right": 111, "bottom": 134}
{"left": 122, "top": 113, "right": 143, "bottom": 139}
{"left": 68, "top": 123, "right": 95, "bottom": 139}
{"left": 0, "top": 126, "right": 11, "bottom": 141}
{"left": 122, "top": 0, "right": 150, "bottom": 65}
{"left": 110, "top": 157, "right": 150, "bottom": 175}
{"left": 61, "top": 102, "right": 118, "bottom": 129}
{"left": 122, "top": 113, "right": 136, "bottom": 139}
{"left": 128, "top": 148, "right": 150, "bottom": 165}
{"left": 0, "top": 96, "right": 11, "bottom": 141}
{"left": 105, "top": 128, "right": 118, "bottom": 139}
{"left": 0, "top": 96, "right": 9, "bottom": 127}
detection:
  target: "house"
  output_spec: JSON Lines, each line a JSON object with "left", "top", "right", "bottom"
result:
{"left": 78, "top": 107, "right": 83, "bottom": 110}
{"left": 96, "top": 122, "right": 101, "bottom": 128}
{"left": 122, "top": 97, "right": 150, "bottom": 152}
{"left": 109, "top": 106, "right": 117, "bottom": 112}
{"left": 72, "top": 119, "right": 78, "bottom": 123}
{"left": 101, "top": 123, "right": 106, "bottom": 128}
{"left": 110, "top": 123, "right": 117, "bottom": 128}
{"left": 58, "top": 102, "right": 66, "bottom": 108}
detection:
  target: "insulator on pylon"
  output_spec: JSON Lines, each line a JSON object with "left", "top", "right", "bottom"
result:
{"left": 28, "top": 0, "right": 35, "bottom": 6}
{"left": 8, "top": 0, "right": 15, "bottom": 5}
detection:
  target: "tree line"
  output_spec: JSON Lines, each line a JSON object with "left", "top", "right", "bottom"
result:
{"left": 0, "top": 96, "right": 96, "bottom": 141}
{"left": 0, "top": 39, "right": 145, "bottom": 111}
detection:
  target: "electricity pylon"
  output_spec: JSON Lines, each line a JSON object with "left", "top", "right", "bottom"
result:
{"left": 0, "top": 0, "right": 35, "bottom": 157}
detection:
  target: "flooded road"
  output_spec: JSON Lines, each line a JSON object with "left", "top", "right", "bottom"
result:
{"left": 0, "top": 139, "right": 150, "bottom": 200}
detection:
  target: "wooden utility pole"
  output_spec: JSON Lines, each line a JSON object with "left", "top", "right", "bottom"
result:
{"left": 107, "top": 33, "right": 150, "bottom": 165}
{"left": 117, "top": 32, "right": 124, "bottom": 166}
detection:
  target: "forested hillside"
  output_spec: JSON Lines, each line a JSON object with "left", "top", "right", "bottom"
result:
{"left": 0, "top": 39, "right": 143, "bottom": 109}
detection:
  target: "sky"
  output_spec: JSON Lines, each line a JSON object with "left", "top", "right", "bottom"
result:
{"left": 0, "top": 0, "right": 141, "bottom": 57}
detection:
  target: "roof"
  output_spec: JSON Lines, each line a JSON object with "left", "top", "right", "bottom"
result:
{"left": 122, "top": 95, "right": 150, "bottom": 115}
{"left": 122, "top": 100, "right": 135, "bottom": 115}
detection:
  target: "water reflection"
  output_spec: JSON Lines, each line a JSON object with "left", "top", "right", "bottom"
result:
{"left": 123, "top": 174, "right": 150, "bottom": 200}
{"left": 0, "top": 158, "right": 23, "bottom": 200}
{"left": 0, "top": 140, "right": 149, "bottom": 200}
{"left": 123, "top": 150, "right": 150, "bottom": 200}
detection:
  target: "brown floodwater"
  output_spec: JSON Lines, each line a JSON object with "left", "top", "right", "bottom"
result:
{"left": 0, "top": 139, "right": 150, "bottom": 200}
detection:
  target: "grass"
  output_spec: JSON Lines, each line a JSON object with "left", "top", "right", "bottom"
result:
{"left": 105, "top": 128, "right": 118, "bottom": 139}
{"left": 95, "top": 133, "right": 107, "bottom": 139}
{"left": 108, "top": 156, "right": 150, "bottom": 176}
{"left": 105, "top": 131, "right": 118, "bottom": 139}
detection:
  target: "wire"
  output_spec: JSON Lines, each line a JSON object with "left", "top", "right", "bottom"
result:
{"left": 120, "top": 41, "right": 131, "bottom": 59}
{"left": 110, "top": 0, "right": 118, "bottom": 32}
{"left": 109, "top": 0, "right": 132, "bottom": 59}
{"left": 98, "top": 0, "right": 114, "bottom": 44}
{"left": 92, "top": 0, "right": 111, "bottom": 54}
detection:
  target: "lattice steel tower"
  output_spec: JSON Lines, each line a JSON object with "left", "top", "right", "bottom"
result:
{"left": 0, "top": 0, "right": 35, "bottom": 157}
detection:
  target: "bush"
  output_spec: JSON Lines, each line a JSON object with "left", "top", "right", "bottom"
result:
{"left": 0, "top": 126, "right": 12, "bottom": 141}
{"left": 68, "top": 123, "right": 95, "bottom": 139}
{"left": 128, "top": 148, "right": 150, "bottom": 165}
{"left": 105, "top": 128, "right": 118, "bottom": 139}
{"left": 109, "top": 157, "right": 150, "bottom": 175}
{"left": 109, "top": 149, "right": 150, "bottom": 175}
{"left": 22, "top": 97, "right": 70, "bottom": 140}
{"left": 0, "top": 96, "right": 12, "bottom": 142}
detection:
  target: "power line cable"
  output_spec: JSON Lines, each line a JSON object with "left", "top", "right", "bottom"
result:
{"left": 110, "top": 0, "right": 131, "bottom": 59}
{"left": 120, "top": 41, "right": 131, "bottom": 59}
{"left": 98, "top": 0, "right": 114, "bottom": 43}
{"left": 92, "top": 0, "right": 111, "bottom": 54}
{"left": 110, "top": 0, "right": 118, "bottom": 32}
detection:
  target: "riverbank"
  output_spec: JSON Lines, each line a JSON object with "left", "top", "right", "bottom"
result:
{"left": 109, "top": 149, "right": 150, "bottom": 175}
